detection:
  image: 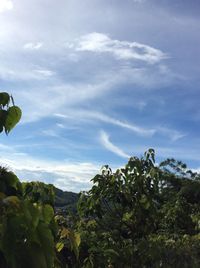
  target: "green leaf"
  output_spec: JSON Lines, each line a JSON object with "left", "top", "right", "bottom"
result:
{"left": 0, "top": 92, "right": 10, "bottom": 107}
{"left": 122, "top": 212, "right": 133, "bottom": 222}
{"left": 140, "top": 194, "right": 150, "bottom": 209}
{"left": 5, "top": 106, "right": 22, "bottom": 133}
{"left": 56, "top": 242, "right": 64, "bottom": 252}
{"left": 4, "top": 172, "right": 20, "bottom": 189}
{"left": 60, "top": 227, "right": 70, "bottom": 239}
{"left": 0, "top": 110, "right": 7, "bottom": 129}
{"left": 104, "top": 248, "right": 119, "bottom": 257}
{"left": 83, "top": 256, "right": 94, "bottom": 268}
{"left": 25, "top": 202, "right": 40, "bottom": 229}
{"left": 75, "top": 232, "right": 81, "bottom": 247}
{"left": 36, "top": 222, "right": 55, "bottom": 268}
{"left": 42, "top": 204, "right": 54, "bottom": 224}
{"left": 3, "top": 196, "right": 21, "bottom": 208}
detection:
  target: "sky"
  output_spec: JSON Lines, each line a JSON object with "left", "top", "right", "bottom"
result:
{"left": 0, "top": 0, "right": 200, "bottom": 192}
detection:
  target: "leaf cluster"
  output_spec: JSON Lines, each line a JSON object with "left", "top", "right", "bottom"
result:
{"left": 0, "top": 92, "right": 22, "bottom": 134}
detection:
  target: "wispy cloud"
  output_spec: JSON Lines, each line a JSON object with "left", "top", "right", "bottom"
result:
{"left": 0, "top": 0, "right": 13, "bottom": 13}
{"left": 74, "top": 32, "right": 167, "bottom": 64}
{"left": 33, "top": 69, "right": 54, "bottom": 77}
{"left": 0, "top": 66, "right": 54, "bottom": 81}
{"left": 100, "top": 130, "right": 130, "bottom": 158}
{"left": 41, "top": 129, "right": 60, "bottom": 138}
{"left": 56, "top": 123, "right": 65, "bottom": 129}
{"left": 23, "top": 42, "right": 43, "bottom": 50}
{"left": 91, "top": 112, "right": 155, "bottom": 136}
{"left": 17, "top": 81, "right": 112, "bottom": 123}
{"left": 55, "top": 110, "right": 185, "bottom": 141}
{"left": 55, "top": 110, "right": 156, "bottom": 136}
{"left": 157, "top": 127, "right": 186, "bottom": 141}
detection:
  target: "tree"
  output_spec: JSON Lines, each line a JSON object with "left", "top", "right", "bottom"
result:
{"left": 77, "top": 150, "right": 200, "bottom": 268}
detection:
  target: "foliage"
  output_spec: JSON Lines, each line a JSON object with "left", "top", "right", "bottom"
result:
{"left": 1, "top": 147, "right": 200, "bottom": 267}
{"left": 54, "top": 188, "right": 79, "bottom": 213}
{"left": 0, "top": 168, "right": 57, "bottom": 268}
{"left": 0, "top": 92, "right": 22, "bottom": 134}
{"left": 77, "top": 150, "right": 200, "bottom": 267}
{"left": 0, "top": 169, "right": 81, "bottom": 268}
{"left": 1, "top": 91, "right": 200, "bottom": 267}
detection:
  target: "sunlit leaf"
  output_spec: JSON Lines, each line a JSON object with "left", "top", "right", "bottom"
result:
{"left": 56, "top": 242, "right": 64, "bottom": 252}
{"left": 5, "top": 106, "right": 22, "bottom": 133}
{"left": 75, "top": 232, "right": 81, "bottom": 247}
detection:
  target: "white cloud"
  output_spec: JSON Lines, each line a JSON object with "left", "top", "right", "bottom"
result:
{"left": 23, "top": 42, "right": 43, "bottom": 50}
{"left": 0, "top": 0, "right": 13, "bottom": 13}
{"left": 0, "top": 66, "right": 54, "bottom": 81}
{"left": 33, "top": 69, "right": 54, "bottom": 77}
{"left": 74, "top": 32, "right": 167, "bottom": 64}
{"left": 0, "top": 143, "right": 99, "bottom": 192}
{"left": 56, "top": 123, "right": 65, "bottom": 129}
{"left": 41, "top": 129, "right": 60, "bottom": 137}
{"left": 157, "top": 127, "right": 186, "bottom": 141}
{"left": 92, "top": 112, "right": 155, "bottom": 136}
{"left": 16, "top": 77, "right": 121, "bottom": 123}
{"left": 82, "top": 111, "right": 155, "bottom": 136}
{"left": 100, "top": 130, "right": 130, "bottom": 158}
{"left": 55, "top": 110, "right": 186, "bottom": 142}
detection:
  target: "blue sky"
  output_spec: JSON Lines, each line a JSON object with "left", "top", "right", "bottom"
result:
{"left": 0, "top": 0, "right": 200, "bottom": 192}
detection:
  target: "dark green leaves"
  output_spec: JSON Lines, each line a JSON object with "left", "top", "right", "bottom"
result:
{"left": 0, "top": 92, "right": 10, "bottom": 107}
{"left": 0, "top": 110, "right": 7, "bottom": 133}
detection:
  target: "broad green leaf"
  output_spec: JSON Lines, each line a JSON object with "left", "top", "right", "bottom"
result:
{"left": 56, "top": 242, "right": 64, "bottom": 252}
{"left": 36, "top": 222, "right": 55, "bottom": 268}
{"left": 24, "top": 201, "right": 40, "bottom": 229}
{"left": 0, "top": 92, "right": 10, "bottom": 107}
{"left": 43, "top": 204, "right": 54, "bottom": 224}
{"left": 5, "top": 106, "right": 22, "bottom": 133}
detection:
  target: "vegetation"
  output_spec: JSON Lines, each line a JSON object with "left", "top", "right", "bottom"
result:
{"left": 0, "top": 92, "right": 21, "bottom": 134}
{"left": 1, "top": 92, "right": 200, "bottom": 267}
{"left": 54, "top": 188, "right": 79, "bottom": 213}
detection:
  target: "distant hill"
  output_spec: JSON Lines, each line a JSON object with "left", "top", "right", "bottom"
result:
{"left": 54, "top": 187, "right": 79, "bottom": 211}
